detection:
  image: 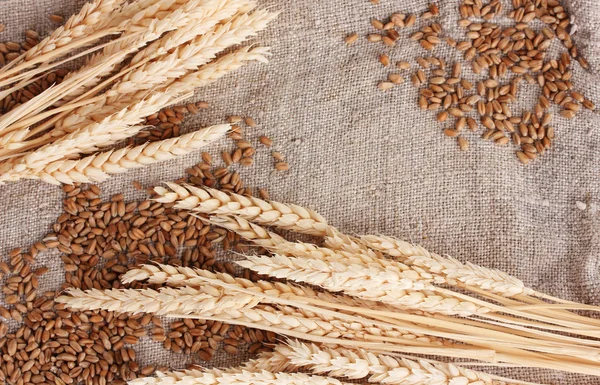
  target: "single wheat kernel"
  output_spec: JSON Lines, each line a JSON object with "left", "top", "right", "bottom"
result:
{"left": 272, "top": 151, "right": 284, "bottom": 161}
{"left": 378, "top": 81, "right": 394, "bottom": 91}
{"left": 259, "top": 136, "right": 273, "bottom": 147}
{"left": 379, "top": 54, "right": 390, "bottom": 67}
{"left": 50, "top": 14, "right": 64, "bottom": 23}
{"left": 458, "top": 136, "right": 469, "bottom": 151}
{"left": 443, "top": 128, "right": 459, "bottom": 137}
{"left": 275, "top": 162, "right": 289, "bottom": 171}
{"left": 371, "top": 18, "right": 384, "bottom": 30}
{"left": 228, "top": 115, "right": 243, "bottom": 123}
{"left": 367, "top": 34, "right": 382, "bottom": 42}
{"left": 388, "top": 74, "right": 404, "bottom": 84}
{"left": 345, "top": 33, "right": 359, "bottom": 45}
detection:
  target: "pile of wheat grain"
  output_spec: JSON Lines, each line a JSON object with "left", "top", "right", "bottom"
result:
{"left": 57, "top": 183, "right": 600, "bottom": 383}
{"left": 347, "top": 0, "right": 595, "bottom": 164}
{"left": 0, "top": 0, "right": 278, "bottom": 185}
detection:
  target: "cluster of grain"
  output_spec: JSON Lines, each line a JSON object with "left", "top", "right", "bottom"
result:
{"left": 348, "top": 0, "right": 595, "bottom": 164}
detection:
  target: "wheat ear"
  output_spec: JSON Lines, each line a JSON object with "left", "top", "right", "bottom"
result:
{"left": 209, "top": 216, "right": 434, "bottom": 279}
{"left": 238, "top": 254, "right": 489, "bottom": 317}
{"left": 129, "top": 0, "right": 256, "bottom": 66}
{"left": 28, "top": 124, "right": 229, "bottom": 185}
{"left": 122, "top": 10, "right": 277, "bottom": 99}
{"left": 56, "top": 285, "right": 259, "bottom": 315}
{"left": 275, "top": 341, "right": 529, "bottom": 385}
{"left": 153, "top": 182, "right": 330, "bottom": 236}
{"left": 58, "top": 0, "right": 241, "bottom": 107}
{"left": 361, "top": 235, "right": 533, "bottom": 298}
{"left": 131, "top": 369, "right": 352, "bottom": 385}
{"left": 0, "top": 0, "right": 123, "bottom": 77}
{"left": 50, "top": 0, "right": 201, "bottom": 109}
{"left": 0, "top": 92, "right": 183, "bottom": 181}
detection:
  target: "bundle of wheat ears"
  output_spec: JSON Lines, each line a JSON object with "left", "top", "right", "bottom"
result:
{"left": 57, "top": 182, "right": 600, "bottom": 384}
{"left": 0, "top": 0, "right": 277, "bottom": 185}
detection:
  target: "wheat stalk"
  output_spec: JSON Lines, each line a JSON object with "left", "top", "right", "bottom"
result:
{"left": 131, "top": 369, "right": 353, "bottom": 385}
{"left": 275, "top": 341, "right": 529, "bottom": 385}
{"left": 56, "top": 285, "right": 260, "bottom": 315}
{"left": 361, "top": 235, "right": 533, "bottom": 298}
{"left": 22, "top": 124, "right": 229, "bottom": 184}
{"left": 153, "top": 182, "right": 330, "bottom": 236}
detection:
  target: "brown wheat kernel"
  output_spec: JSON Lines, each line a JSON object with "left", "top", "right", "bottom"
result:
{"left": 378, "top": 81, "right": 394, "bottom": 91}
{"left": 381, "top": 36, "right": 395, "bottom": 46}
{"left": 457, "top": 136, "right": 469, "bottom": 151}
{"left": 583, "top": 99, "right": 595, "bottom": 110}
{"left": 560, "top": 110, "right": 575, "bottom": 119}
{"left": 367, "top": 34, "right": 382, "bottom": 42}
{"left": 258, "top": 188, "right": 270, "bottom": 200}
{"left": 272, "top": 151, "right": 284, "bottom": 161}
{"left": 259, "top": 136, "right": 273, "bottom": 147}
{"left": 232, "top": 149, "right": 242, "bottom": 163}
{"left": 239, "top": 157, "right": 254, "bottom": 167}
{"left": 244, "top": 117, "right": 257, "bottom": 128}
{"left": 391, "top": 13, "right": 405, "bottom": 27}
{"left": 379, "top": 54, "right": 390, "bottom": 67}
{"left": 133, "top": 181, "right": 143, "bottom": 191}
{"left": 371, "top": 18, "right": 384, "bottom": 30}
{"left": 437, "top": 111, "right": 448, "bottom": 122}
{"left": 405, "top": 14, "right": 416, "bottom": 27}
{"left": 345, "top": 33, "right": 359, "bottom": 45}
{"left": 397, "top": 61, "right": 411, "bottom": 70}
{"left": 388, "top": 74, "right": 404, "bottom": 84}
{"left": 50, "top": 14, "right": 64, "bottom": 23}
{"left": 227, "top": 115, "right": 243, "bottom": 123}
{"left": 275, "top": 162, "right": 289, "bottom": 171}
{"left": 443, "top": 128, "right": 459, "bottom": 137}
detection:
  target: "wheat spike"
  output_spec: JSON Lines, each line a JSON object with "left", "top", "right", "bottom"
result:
{"left": 56, "top": 285, "right": 259, "bottom": 315}
{"left": 105, "top": 9, "right": 277, "bottom": 103}
{"left": 27, "top": 124, "right": 229, "bottom": 184}
{"left": 54, "top": 0, "right": 203, "bottom": 106}
{"left": 361, "top": 235, "right": 533, "bottom": 297}
{"left": 0, "top": 92, "right": 182, "bottom": 182}
{"left": 156, "top": 45, "right": 271, "bottom": 96}
{"left": 129, "top": 0, "right": 256, "bottom": 66}
{"left": 131, "top": 369, "right": 352, "bottom": 385}
{"left": 238, "top": 254, "right": 490, "bottom": 316}
{"left": 153, "top": 182, "right": 330, "bottom": 236}
{"left": 276, "top": 341, "right": 529, "bottom": 385}
{"left": 209, "top": 216, "right": 434, "bottom": 280}
{"left": 22, "top": 0, "right": 123, "bottom": 62}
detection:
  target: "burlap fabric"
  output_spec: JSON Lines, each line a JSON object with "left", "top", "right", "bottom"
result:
{"left": 1, "top": 0, "right": 600, "bottom": 383}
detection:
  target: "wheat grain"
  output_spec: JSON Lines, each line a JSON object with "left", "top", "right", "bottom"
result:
{"left": 56, "top": 285, "right": 260, "bottom": 315}
{"left": 276, "top": 341, "right": 526, "bottom": 385}
{"left": 153, "top": 182, "right": 330, "bottom": 235}
{"left": 132, "top": 369, "right": 352, "bottom": 385}
{"left": 28, "top": 124, "right": 229, "bottom": 184}
{"left": 361, "top": 235, "right": 533, "bottom": 297}
{"left": 238, "top": 254, "right": 490, "bottom": 316}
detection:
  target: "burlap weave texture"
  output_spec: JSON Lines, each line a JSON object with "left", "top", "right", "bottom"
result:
{"left": 1, "top": 0, "right": 600, "bottom": 383}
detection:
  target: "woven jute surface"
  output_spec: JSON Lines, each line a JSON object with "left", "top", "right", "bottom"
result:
{"left": 1, "top": 0, "right": 600, "bottom": 383}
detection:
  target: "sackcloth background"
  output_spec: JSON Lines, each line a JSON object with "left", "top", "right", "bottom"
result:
{"left": 1, "top": 0, "right": 600, "bottom": 383}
